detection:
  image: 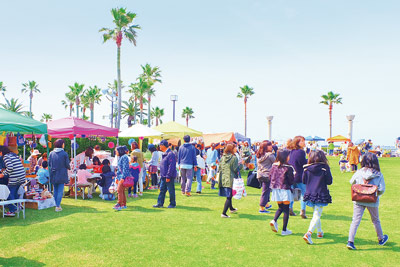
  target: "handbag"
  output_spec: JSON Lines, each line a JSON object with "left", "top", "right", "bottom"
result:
{"left": 0, "top": 132, "right": 6, "bottom": 146}
{"left": 16, "top": 133, "right": 25, "bottom": 146}
{"left": 122, "top": 176, "right": 134, "bottom": 188}
{"left": 247, "top": 171, "right": 261, "bottom": 189}
{"left": 109, "top": 181, "right": 117, "bottom": 193}
{"left": 233, "top": 178, "right": 246, "bottom": 200}
{"left": 351, "top": 179, "right": 378, "bottom": 203}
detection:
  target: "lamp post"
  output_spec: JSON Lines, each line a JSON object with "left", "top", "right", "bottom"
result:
{"left": 266, "top": 116, "right": 274, "bottom": 141}
{"left": 346, "top": 115, "right": 355, "bottom": 141}
{"left": 170, "top": 95, "right": 178, "bottom": 121}
{"left": 102, "top": 89, "right": 117, "bottom": 128}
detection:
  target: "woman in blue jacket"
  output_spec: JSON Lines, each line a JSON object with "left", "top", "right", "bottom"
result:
{"left": 48, "top": 139, "right": 70, "bottom": 212}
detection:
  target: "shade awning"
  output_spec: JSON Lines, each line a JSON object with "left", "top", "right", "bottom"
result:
{"left": 153, "top": 121, "right": 202, "bottom": 139}
{"left": 327, "top": 135, "right": 351, "bottom": 142}
{"left": 0, "top": 108, "right": 47, "bottom": 134}
{"left": 119, "top": 124, "right": 163, "bottom": 138}
{"left": 305, "top": 136, "right": 325, "bottom": 141}
{"left": 203, "top": 132, "right": 236, "bottom": 147}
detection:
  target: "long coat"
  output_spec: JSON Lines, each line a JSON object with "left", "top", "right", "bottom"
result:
{"left": 347, "top": 146, "right": 360, "bottom": 165}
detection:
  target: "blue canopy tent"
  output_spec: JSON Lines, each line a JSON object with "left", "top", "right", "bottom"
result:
{"left": 305, "top": 136, "right": 325, "bottom": 141}
{"left": 234, "top": 132, "right": 251, "bottom": 144}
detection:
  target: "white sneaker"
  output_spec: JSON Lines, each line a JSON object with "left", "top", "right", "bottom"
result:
{"left": 270, "top": 220, "right": 278, "bottom": 232}
{"left": 221, "top": 214, "right": 230, "bottom": 218}
{"left": 281, "top": 229, "right": 292, "bottom": 236}
{"left": 303, "top": 232, "right": 313, "bottom": 244}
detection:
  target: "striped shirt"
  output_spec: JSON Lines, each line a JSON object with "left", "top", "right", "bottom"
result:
{"left": 3, "top": 153, "right": 25, "bottom": 186}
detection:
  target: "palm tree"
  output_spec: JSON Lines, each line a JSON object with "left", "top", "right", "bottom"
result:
{"left": 0, "top": 98, "right": 25, "bottom": 114}
{"left": 320, "top": 91, "right": 343, "bottom": 138}
{"left": 0, "top": 82, "right": 6, "bottom": 103}
{"left": 61, "top": 92, "right": 75, "bottom": 117}
{"left": 141, "top": 64, "right": 162, "bottom": 127}
{"left": 107, "top": 80, "right": 122, "bottom": 128}
{"left": 83, "top": 86, "right": 102, "bottom": 122}
{"left": 68, "top": 83, "right": 85, "bottom": 118}
{"left": 21, "top": 81, "right": 40, "bottom": 117}
{"left": 237, "top": 85, "right": 255, "bottom": 137}
{"left": 41, "top": 113, "right": 53, "bottom": 123}
{"left": 122, "top": 100, "right": 139, "bottom": 127}
{"left": 100, "top": 7, "right": 140, "bottom": 130}
{"left": 182, "top": 107, "right": 195, "bottom": 127}
{"left": 80, "top": 94, "right": 90, "bottom": 119}
{"left": 133, "top": 77, "right": 150, "bottom": 124}
{"left": 151, "top": 106, "right": 164, "bottom": 126}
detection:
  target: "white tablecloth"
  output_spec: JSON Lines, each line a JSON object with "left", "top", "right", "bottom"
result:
{"left": 0, "top": 185, "right": 10, "bottom": 200}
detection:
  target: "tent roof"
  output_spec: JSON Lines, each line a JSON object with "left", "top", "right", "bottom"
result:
{"left": 0, "top": 108, "right": 47, "bottom": 134}
{"left": 47, "top": 117, "right": 118, "bottom": 138}
{"left": 153, "top": 121, "right": 202, "bottom": 139}
{"left": 234, "top": 132, "right": 251, "bottom": 144}
{"left": 119, "top": 124, "right": 163, "bottom": 138}
{"left": 327, "top": 135, "right": 351, "bottom": 142}
{"left": 305, "top": 135, "right": 325, "bottom": 141}
{"left": 203, "top": 132, "right": 236, "bottom": 147}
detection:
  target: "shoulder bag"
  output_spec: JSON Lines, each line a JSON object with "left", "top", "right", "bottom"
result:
{"left": 351, "top": 179, "right": 378, "bottom": 203}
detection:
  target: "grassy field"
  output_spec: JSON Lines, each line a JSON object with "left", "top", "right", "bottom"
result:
{"left": 0, "top": 157, "right": 399, "bottom": 266}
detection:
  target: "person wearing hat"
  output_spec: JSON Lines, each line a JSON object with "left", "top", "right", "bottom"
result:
{"left": 28, "top": 149, "right": 41, "bottom": 174}
{"left": 178, "top": 135, "right": 197, "bottom": 197}
{"left": 153, "top": 140, "right": 176, "bottom": 208}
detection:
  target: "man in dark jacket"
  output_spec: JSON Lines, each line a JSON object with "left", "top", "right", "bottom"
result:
{"left": 178, "top": 135, "right": 197, "bottom": 196}
{"left": 153, "top": 140, "right": 177, "bottom": 208}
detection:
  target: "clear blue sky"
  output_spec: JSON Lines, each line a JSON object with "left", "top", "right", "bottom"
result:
{"left": 1, "top": 0, "right": 399, "bottom": 145}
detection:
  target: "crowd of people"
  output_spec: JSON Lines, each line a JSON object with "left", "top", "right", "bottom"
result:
{"left": 0, "top": 134, "right": 389, "bottom": 250}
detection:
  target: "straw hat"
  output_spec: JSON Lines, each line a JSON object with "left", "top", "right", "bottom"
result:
{"left": 31, "top": 149, "right": 41, "bottom": 156}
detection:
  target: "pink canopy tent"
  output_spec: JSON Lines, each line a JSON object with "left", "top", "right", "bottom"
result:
{"left": 44, "top": 117, "right": 118, "bottom": 200}
{"left": 47, "top": 117, "right": 118, "bottom": 138}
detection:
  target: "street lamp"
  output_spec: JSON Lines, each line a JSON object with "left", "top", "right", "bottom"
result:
{"left": 346, "top": 115, "right": 355, "bottom": 141}
{"left": 266, "top": 116, "right": 274, "bottom": 141}
{"left": 170, "top": 95, "right": 178, "bottom": 121}
{"left": 102, "top": 88, "right": 117, "bottom": 128}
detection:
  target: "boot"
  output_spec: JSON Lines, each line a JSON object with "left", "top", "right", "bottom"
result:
{"left": 300, "top": 209, "right": 307, "bottom": 219}
{"left": 289, "top": 208, "right": 297, "bottom": 216}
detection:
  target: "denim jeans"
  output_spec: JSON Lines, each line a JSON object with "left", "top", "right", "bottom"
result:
{"left": 290, "top": 183, "right": 306, "bottom": 211}
{"left": 53, "top": 183, "right": 65, "bottom": 207}
{"left": 194, "top": 168, "right": 202, "bottom": 192}
{"left": 348, "top": 204, "right": 383, "bottom": 242}
{"left": 7, "top": 185, "right": 20, "bottom": 212}
{"left": 157, "top": 177, "right": 176, "bottom": 207}
{"left": 259, "top": 180, "right": 271, "bottom": 207}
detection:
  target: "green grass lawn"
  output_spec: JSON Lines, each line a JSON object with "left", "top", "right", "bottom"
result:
{"left": 0, "top": 157, "right": 399, "bottom": 266}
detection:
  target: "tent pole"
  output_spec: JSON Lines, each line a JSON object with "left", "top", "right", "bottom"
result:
{"left": 23, "top": 145, "right": 26, "bottom": 161}
{"left": 46, "top": 134, "right": 51, "bottom": 191}
{"left": 74, "top": 135, "right": 77, "bottom": 201}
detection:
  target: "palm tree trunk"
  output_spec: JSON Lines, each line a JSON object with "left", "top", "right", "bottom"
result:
{"left": 90, "top": 107, "right": 94, "bottom": 123}
{"left": 116, "top": 45, "right": 122, "bottom": 130}
{"left": 76, "top": 100, "right": 79, "bottom": 118}
{"left": 186, "top": 115, "right": 189, "bottom": 127}
{"left": 133, "top": 98, "right": 137, "bottom": 125}
{"left": 244, "top": 98, "right": 247, "bottom": 137}
{"left": 140, "top": 99, "right": 143, "bottom": 124}
{"left": 329, "top": 103, "right": 332, "bottom": 138}
{"left": 69, "top": 104, "right": 73, "bottom": 117}
{"left": 147, "top": 96, "right": 151, "bottom": 127}
{"left": 29, "top": 92, "right": 33, "bottom": 117}
{"left": 156, "top": 117, "right": 159, "bottom": 126}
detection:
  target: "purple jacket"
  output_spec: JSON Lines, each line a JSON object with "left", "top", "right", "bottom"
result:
{"left": 302, "top": 163, "right": 332, "bottom": 203}
{"left": 160, "top": 148, "right": 177, "bottom": 178}
{"left": 288, "top": 149, "right": 307, "bottom": 184}
{"left": 269, "top": 163, "right": 295, "bottom": 190}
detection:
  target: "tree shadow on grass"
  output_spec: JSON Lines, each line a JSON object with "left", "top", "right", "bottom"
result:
{"left": 0, "top": 204, "right": 103, "bottom": 229}
{"left": 0, "top": 256, "right": 45, "bottom": 266}
{"left": 237, "top": 213, "right": 269, "bottom": 221}
{"left": 322, "top": 214, "right": 353, "bottom": 221}
{"left": 175, "top": 205, "right": 212, "bottom": 212}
